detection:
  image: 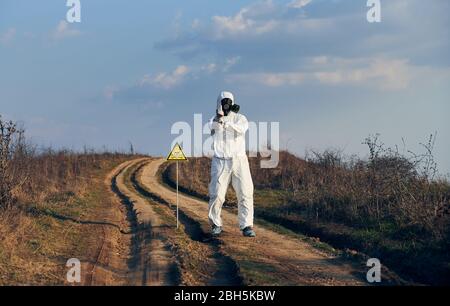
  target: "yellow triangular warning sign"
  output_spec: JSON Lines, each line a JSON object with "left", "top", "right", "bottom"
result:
{"left": 166, "top": 143, "right": 188, "bottom": 161}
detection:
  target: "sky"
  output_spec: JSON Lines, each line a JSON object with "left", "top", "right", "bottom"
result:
{"left": 0, "top": 0, "right": 449, "bottom": 174}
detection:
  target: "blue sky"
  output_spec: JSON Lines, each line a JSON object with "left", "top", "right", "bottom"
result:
{"left": 1, "top": 0, "right": 449, "bottom": 174}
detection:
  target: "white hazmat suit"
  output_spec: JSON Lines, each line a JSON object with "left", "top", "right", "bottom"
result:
{"left": 208, "top": 91, "right": 254, "bottom": 230}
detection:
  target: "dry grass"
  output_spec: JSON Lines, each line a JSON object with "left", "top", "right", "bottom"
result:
{"left": 0, "top": 114, "right": 135, "bottom": 284}
{"left": 0, "top": 155, "right": 132, "bottom": 285}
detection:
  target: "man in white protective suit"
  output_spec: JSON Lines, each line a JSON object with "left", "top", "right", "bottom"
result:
{"left": 208, "top": 91, "right": 256, "bottom": 237}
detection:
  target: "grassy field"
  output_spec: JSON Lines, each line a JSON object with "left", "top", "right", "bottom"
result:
{"left": 0, "top": 153, "right": 130, "bottom": 285}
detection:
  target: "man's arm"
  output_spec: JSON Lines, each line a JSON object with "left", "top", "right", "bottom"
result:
{"left": 224, "top": 115, "right": 249, "bottom": 135}
{"left": 209, "top": 114, "right": 224, "bottom": 136}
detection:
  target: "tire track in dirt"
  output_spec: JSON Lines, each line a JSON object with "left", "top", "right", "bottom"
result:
{"left": 140, "top": 158, "right": 369, "bottom": 286}
{"left": 81, "top": 159, "right": 136, "bottom": 286}
{"left": 88, "top": 225, "right": 107, "bottom": 284}
{"left": 111, "top": 158, "right": 180, "bottom": 286}
{"left": 131, "top": 162, "right": 243, "bottom": 286}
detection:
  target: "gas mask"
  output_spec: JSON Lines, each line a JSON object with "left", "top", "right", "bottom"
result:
{"left": 220, "top": 98, "right": 240, "bottom": 116}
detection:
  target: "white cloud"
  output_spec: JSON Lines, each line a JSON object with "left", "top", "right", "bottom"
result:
{"left": 226, "top": 57, "right": 419, "bottom": 90}
{"left": 140, "top": 65, "right": 190, "bottom": 89}
{"left": 313, "top": 58, "right": 413, "bottom": 90}
{"left": 139, "top": 58, "right": 242, "bottom": 88}
{"left": 227, "top": 72, "right": 306, "bottom": 87}
{"left": 205, "top": 0, "right": 327, "bottom": 40}
{"left": 174, "top": 65, "right": 189, "bottom": 75}
{"left": 0, "top": 28, "right": 16, "bottom": 45}
{"left": 52, "top": 20, "right": 81, "bottom": 40}
{"left": 211, "top": 6, "right": 278, "bottom": 39}
{"left": 287, "top": 0, "right": 312, "bottom": 9}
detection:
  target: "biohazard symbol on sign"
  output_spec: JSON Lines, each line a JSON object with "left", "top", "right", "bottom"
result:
{"left": 166, "top": 143, "right": 188, "bottom": 161}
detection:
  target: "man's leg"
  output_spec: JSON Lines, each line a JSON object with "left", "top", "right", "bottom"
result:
{"left": 208, "top": 157, "right": 231, "bottom": 228}
{"left": 231, "top": 156, "right": 254, "bottom": 230}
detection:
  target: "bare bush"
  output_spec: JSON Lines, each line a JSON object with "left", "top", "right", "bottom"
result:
{"left": 0, "top": 115, "right": 26, "bottom": 209}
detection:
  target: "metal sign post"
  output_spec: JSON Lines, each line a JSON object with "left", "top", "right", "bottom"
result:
{"left": 176, "top": 160, "right": 179, "bottom": 229}
{"left": 166, "top": 143, "right": 187, "bottom": 230}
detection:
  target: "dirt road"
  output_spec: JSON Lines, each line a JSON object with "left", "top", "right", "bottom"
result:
{"left": 83, "top": 158, "right": 178, "bottom": 285}
{"left": 112, "top": 159, "right": 179, "bottom": 285}
{"left": 136, "top": 158, "right": 367, "bottom": 286}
